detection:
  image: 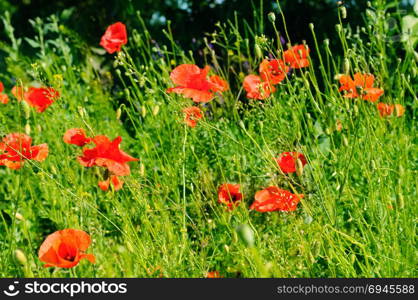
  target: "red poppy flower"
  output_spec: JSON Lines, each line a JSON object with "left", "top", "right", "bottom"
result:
{"left": 275, "top": 152, "right": 307, "bottom": 174}
{"left": 38, "top": 229, "right": 95, "bottom": 268}
{"left": 243, "top": 75, "right": 275, "bottom": 100}
{"left": 167, "top": 64, "right": 229, "bottom": 103}
{"left": 11, "top": 86, "right": 25, "bottom": 101}
{"left": 259, "top": 59, "right": 289, "bottom": 84}
{"left": 183, "top": 107, "right": 203, "bottom": 128}
{"left": 206, "top": 271, "right": 222, "bottom": 278}
{"left": 338, "top": 73, "right": 384, "bottom": 102}
{"left": 283, "top": 44, "right": 310, "bottom": 69}
{"left": 78, "top": 135, "right": 138, "bottom": 176}
{"left": 100, "top": 22, "right": 128, "bottom": 54}
{"left": 0, "top": 94, "right": 8, "bottom": 104}
{"left": 63, "top": 128, "right": 91, "bottom": 147}
{"left": 98, "top": 175, "right": 124, "bottom": 191}
{"left": 21, "top": 87, "right": 60, "bottom": 112}
{"left": 0, "top": 82, "right": 9, "bottom": 104}
{"left": 218, "top": 183, "right": 243, "bottom": 209}
{"left": 377, "top": 103, "right": 405, "bottom": 117}
{"left": 250, "top": 186, "right": 303, "bottom": 212}
{"left": 0, "top": 133, "right": 48, "bottom": 169}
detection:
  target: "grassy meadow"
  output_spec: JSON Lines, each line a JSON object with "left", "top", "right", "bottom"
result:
{"left": 0, "top": 1, "right": 417, "bottom": 278}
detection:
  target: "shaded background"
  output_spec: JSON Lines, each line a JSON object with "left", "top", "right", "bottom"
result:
{"left": 0, "top": 0, "right": 371, "bottom": 50}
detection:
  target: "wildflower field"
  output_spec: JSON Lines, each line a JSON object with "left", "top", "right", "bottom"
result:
{"left": 0, "top": 0, "right": 417, "bottom": 278}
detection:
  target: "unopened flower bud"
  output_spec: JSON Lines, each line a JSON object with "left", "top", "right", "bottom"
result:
{"left": 25, "top": 123, "right": 31, "bottom": 135}
{"left": 343, "top": 58, "right": 350, "bottom": 74}
{"left": 15, "top": 212, "right": 24, "bottom": 221}
{"left": 267, "top": 12, "right": 276, "bottom": 23}
{"left": 340, "top": 6, "right": 347, "bottom": 19}
{"left": 116, "top": 107, "right": 122, "bottom": 120}
{"left": 141, "top": 106, "right": 147, "bottom": 118}
{"left": 342, "top": 135, "right": 349, "bottom": 147}
{"left": 296, "top": 158, "right": 304, "bottom": 177}
{"left": 236, "top": 224, "right": 254, "bottom": 247}
{"left": 254, "top": 44, "right": 263, "bottom": 59}
{"left": 15, "top": 249, "right": 27, "bottom": 265}
{"left": 152, "top": 105, "right": 160, "bottom": 116}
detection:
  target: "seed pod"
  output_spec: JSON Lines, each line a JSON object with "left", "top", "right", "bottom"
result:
{"left": 235, "top": 224, "right": 254, "bottom": 247}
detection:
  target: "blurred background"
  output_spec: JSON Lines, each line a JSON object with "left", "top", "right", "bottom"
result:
{"left": 0, "top": 0, "right": 386, "bottom": 49}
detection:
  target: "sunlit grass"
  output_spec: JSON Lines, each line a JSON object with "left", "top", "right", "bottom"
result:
{"left": 0, "top": 1, "right": 416, "bottom": 278}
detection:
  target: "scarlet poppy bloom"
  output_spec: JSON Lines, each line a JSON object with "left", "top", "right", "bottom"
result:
{"left": 38, "top": 229, "right": 95, "bottom": 268}
{"left": 98, "top": 175, "right": 124, "bottom": 191}
{"left": 63, "top": 128, "right": 91, "bottom": 147}
{"left": 21, "top": 87, "right": 60, "bottom": 112}
{"left": 377, "top": 103, "right": 405, "bottom": 118}
{"left": 243, "top": 75, "right": 275, "bottom": 100}
{"left": 206, "top": 271, "right": 222, "bottom": 278}
{"left": 167, "top": 64, "right": 229, "bottom": 103}
{"left": 100, "top": 22, "right": 128, "bottom": 54}
{"left": 0, "top": 82, "right": 9, "bottom": 104}
{"left": 218, "top": 183, "right": 243, "bottom": 209}
{"left": 11, "top": 86, "right": 25, "bottom": 101}
{"left": 0, "top": 133, "right": 48, "bottom": 169}
{"left": 0, "top": 94, "right": 8, "bottom": 104}
{"left": 259, "top": 59, "right": 289, "bottom": 84}
{"left": 250, "top": 186, "right": 303, "bottom": 212}
{"left": 275, "top": 152, "right": 307, "bottom": 174}
{"left": 338, "top": 73, "right": 384, "bottom": 102}
{"left": 78, "top": 135, "right": 138, "bottom": 176}
{"left": 183, "top": 107, "right": 203, "bottom": 128}
{"left": 283, "top": 44, "right": 310, "bottom": 69}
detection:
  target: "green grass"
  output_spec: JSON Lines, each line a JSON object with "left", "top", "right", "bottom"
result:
{"left": 0, "top": 2, "right": 417, "bottom": 278}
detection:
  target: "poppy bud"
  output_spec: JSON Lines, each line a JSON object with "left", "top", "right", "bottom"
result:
{"left": 22, "top": 101, "right": 31, "bottom": 119}
{"left": 77, "top": 106, "right": 85, "bottom": 118}
{"left": 235, "top": 224, "right": 254, "bottom": 247}
{"left": 15, "top": 249, "right": 27, "bottom": 265}
{"left": 340, "top": 6, "right": 347, "bottom": 19}
{"left": 397, "top": 193, "right": 404, "bottom": 208}
{"left": 323, "top": 39, "right": 330, "bottom": 47}
{"left": 296, "top": 158, "right": 304, "bottom": 177}
{"left": 254, "top": 44, "right": 263, "bottom": 59}
{"left": 353, "top": 104, "right": 359, "bottom": 115}
{"left": 267, "top": 12, "right": 276, "bottom": 23}
{"left": 152, "top": 105, "right": 160, "bottom": 116}
{"left": 342, "top": 135, "right": 349, "bottom": 147}
{"left": 370, "top": 159, "right": 376, "bottom": 171}
{"left": 15, "top": 212, "right": 24, "bottom": 221}
{"left": 309, "top": 23, "right": 314, "bottom": 31}
{"left": 343, "top": 58, "right": 350, "bottom": 74}
{"left": 25, "top": 123, "right": 31, "bottom": 135}
{"left": 141, "top": 106, "right": 147, "bottom": 118}
{"left": 336, "top": 24, "right": 342, "bottom": 33}
{"left": 239, "top": 120, "right": 246, "bottom": 130}
{"left": 116, "top": 107, "right": 122, "bottom": 120}
{"left": 140, "top": 163, "right": 145, "bottom": 176}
